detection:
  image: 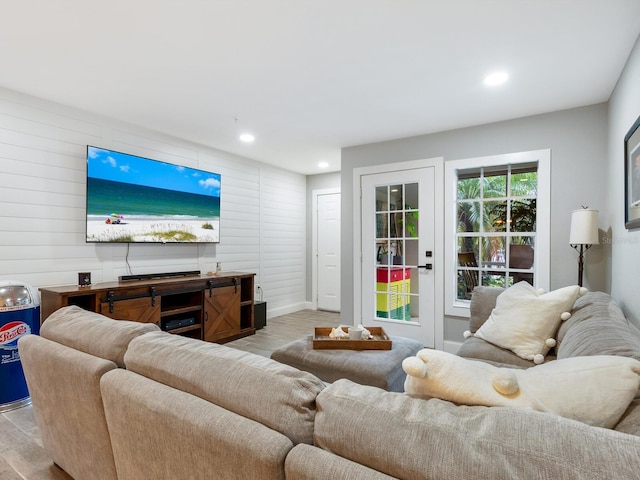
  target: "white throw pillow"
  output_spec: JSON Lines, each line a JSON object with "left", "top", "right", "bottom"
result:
{"left": 403, "top": 349, "right": 640, "bottom": 429}
{"left": 473, "top": 282, "right": 585, "bottom": 363}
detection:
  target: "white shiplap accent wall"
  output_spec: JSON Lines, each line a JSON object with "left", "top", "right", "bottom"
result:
{"left": 260, "top": 168, "right": 308, "bottom": 316}
{"left": 0, "top": 87, "right": 306, "bottom": 317}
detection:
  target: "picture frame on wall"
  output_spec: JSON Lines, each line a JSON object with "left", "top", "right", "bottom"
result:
{"left": 624, "top": 114, "right": 640, "bottom": 229}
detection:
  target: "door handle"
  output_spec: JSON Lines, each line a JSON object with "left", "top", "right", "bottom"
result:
{"left": 418, "top": 264, "right": 433, "bottom": 270}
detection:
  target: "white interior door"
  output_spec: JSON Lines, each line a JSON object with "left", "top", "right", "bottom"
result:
{"left": 317, "top": 192, "right": 341, "bottom": 311}
{"left": 361, "top": 168, "right": 436, "bottom": 347}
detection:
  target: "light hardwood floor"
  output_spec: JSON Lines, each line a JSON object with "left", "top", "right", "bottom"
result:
{"left": 0, "top": 309, "right": 340, "bottom": 480}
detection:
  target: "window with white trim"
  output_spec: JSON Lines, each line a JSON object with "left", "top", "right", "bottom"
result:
{"left": 444, "top": 150, "right": 550, "bottom": 317}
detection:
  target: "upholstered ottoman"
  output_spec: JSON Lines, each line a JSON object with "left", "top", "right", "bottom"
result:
{"left": 270, "top": 335, "right": 423, "bottom": 392}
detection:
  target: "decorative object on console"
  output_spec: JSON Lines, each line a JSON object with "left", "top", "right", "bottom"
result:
{"left": 569, "top": 207, "right": 599, "bottom": 287}
{"left": 624, "top": 113, "right": 640, "bottom": 229}
{"left": 402, "top": 348, "right": 640, "bottom": 429}
{"left": 78, "top": 272, "right": 91, "bottom": 286}
{"left": 468, "top": 281, "right": 586, "bottom": 364}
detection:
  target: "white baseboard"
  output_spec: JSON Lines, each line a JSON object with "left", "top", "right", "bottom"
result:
{"left": 443, "top": 340, "right": 462, "bottom": 354}
{"left": 267, "top": 301, "right": 314, "bottom": 319}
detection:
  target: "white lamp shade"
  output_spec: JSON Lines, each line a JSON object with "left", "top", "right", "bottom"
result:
{"left": 569, "top": 208, "right": 599, "bottom": 245}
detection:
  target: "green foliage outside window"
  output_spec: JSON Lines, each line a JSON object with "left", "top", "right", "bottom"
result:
{"left": 456, "top": 169, "right": 537, "bottom": 294}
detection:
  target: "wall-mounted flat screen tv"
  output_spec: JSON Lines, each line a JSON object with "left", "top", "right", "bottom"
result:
{"left": 86, "top": 146, "right": 221, "bottom": 243}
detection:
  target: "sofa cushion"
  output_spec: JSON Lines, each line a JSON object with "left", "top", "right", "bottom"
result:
{"left": 456, "top": 336, "right": 536, "bottom": 368}
{"left": 615, "top": 399, "right": 640, "bottom": 436}
{"left": 468, "top": 286, "right": 504, "bottom": 333}
{"left": 403, "top": 349, "right": 640, "bottom": 429}
{"left": 101, "top": 369, "right": 293, "bottom": 480}
{"left": 315, "top": 379, "right": 640, "bottom": 479}
{"left": 124, "top": 331, "right": 326, "bottom": 445}
{"left": 557, "top": 291, "right": 640, "bottom": 361}
{"left": 41, "top": 305, "right": 160, "bottom": 368}
{"left": 474, "top": 282, "right": 584, "bottom": 363}
{"left": 461, "top": 285, "right": 537, "bottom": 368}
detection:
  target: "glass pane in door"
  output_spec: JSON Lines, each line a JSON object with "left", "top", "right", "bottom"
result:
{"left": 375, "top": 182, "right": 420, "bottom": 322}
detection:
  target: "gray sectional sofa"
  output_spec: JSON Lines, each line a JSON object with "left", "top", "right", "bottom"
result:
{"left": 19, "top": 290, "right": 640, "bottom": 480}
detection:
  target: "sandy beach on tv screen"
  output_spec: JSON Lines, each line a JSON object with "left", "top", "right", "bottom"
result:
{"left": 87, "top": 217, "right": 220, "bottom": 243}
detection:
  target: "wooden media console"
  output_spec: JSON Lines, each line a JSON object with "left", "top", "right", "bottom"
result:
{"left": 39, "top": 272, "right": 256, "bottom": 344}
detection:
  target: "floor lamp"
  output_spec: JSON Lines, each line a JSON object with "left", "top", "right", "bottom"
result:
{"left": 569, "top": 207, "right": 599, "bottom": 287}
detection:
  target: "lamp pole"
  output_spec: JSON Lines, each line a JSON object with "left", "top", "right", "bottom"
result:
{"left": 570, "top": 243, "right": 592, "bottom": 287}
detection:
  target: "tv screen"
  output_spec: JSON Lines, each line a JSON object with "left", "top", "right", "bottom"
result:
{"left": 86, "top": 146, "right": 221, "bottom": 243}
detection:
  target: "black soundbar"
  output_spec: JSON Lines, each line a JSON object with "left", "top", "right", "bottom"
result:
{"left": 119, "top": 270, "right": 201, "bottom": 282}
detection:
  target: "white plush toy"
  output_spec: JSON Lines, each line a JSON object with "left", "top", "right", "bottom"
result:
{"left": 402, "top": 348, "right": 640, "bottom": 429}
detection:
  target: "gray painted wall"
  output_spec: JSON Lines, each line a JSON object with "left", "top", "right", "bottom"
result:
{"left": 341, "top": 104, "right": 609, "bottom": 339}
{"left": 608, "top": 34, "right": 640, "bottom": 325}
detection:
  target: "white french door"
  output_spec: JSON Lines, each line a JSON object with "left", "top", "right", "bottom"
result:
{"left": 360, "top": 166, "right": 439, "bottom": 347}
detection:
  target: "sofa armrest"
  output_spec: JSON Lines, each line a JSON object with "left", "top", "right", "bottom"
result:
{"left": 19, "top": 334, "right": 119, "bottom": 480}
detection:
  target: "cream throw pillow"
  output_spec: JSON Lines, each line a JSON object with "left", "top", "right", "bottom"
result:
{"left": 403, "top": 349, "right": 640, "bottom": 429}
{"left": 474, "top": 281, "right": 585, "bottom": 363}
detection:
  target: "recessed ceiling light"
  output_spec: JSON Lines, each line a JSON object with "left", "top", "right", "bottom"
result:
{"left": 484, "top": 71, "right": 509, "bottom": 86}
{"left": 318, "top": 161, "right": 329, "bottom": 168}
{"left": 239, "top": 133, "right": 255, "bottom": 143}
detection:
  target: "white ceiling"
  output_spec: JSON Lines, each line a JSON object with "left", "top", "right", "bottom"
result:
{"left": 1, "top": 0, "right": 639, "bottom": 175}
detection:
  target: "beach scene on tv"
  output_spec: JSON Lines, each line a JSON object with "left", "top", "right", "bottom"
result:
{"left": 86, "top": 147, "right": 221, "bottom": 243}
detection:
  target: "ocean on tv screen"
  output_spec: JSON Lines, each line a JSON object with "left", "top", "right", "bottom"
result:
{"left": 86, "top": 146, "right": 221, "bottom": 243}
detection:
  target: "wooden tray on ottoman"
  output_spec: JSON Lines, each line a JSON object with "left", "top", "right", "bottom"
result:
{"left": 312, "top": 327, "right": 392, "bottom": 350}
